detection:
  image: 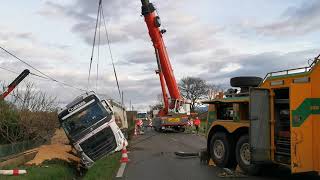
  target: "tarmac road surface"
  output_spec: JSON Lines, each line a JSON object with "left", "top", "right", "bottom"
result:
{"left": 116, "top": 128, "right": 319, "bottom": 180}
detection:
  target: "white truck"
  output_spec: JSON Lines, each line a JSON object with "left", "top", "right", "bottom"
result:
{"left": 58, "top": 92, "right": 127, "bottom": 168}
{"left": 107, "top": 100, "right": 128, "bottom": 134}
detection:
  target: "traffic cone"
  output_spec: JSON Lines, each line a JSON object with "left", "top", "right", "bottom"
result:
{"left": 120, "top": 143, "right": 129, "bottom": 163}
{"left": 0, "top": 170, "right": 27, "bottom": 176}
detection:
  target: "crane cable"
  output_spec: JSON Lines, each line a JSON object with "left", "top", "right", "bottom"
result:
{"left": 88, "top": 0, "right": 102, "bottom": 89}
{"left": 96, "top": 6, "right": 102, "bottom": 92}
{"left": 100, "top": 5, "right": 122, "bottom": 102}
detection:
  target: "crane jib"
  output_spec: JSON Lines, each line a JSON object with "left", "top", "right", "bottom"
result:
{"left": 141, "top": 1, "right": 182, "bottom": 105}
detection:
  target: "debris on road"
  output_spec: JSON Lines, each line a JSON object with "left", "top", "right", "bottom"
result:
{"left": 174, "top": 151, "right": 199, "bottom": 158}
{"left": 218, "top": 168, "right": 247, "bottom": 178}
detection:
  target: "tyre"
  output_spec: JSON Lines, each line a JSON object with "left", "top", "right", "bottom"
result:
{"left": 236, "top": 135, "right": 260, "bottom": 175}
{"left": 230, "top": 76, "right": 263, "bottom": 87}
{"left": 209, "top": 132, "right": 236, "bottom": 168}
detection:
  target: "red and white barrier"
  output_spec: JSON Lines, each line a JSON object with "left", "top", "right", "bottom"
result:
{"left": 120, "top": 143, "right": 129, "bottom": 163}
{"left": 0, "top": 169, "right": 27, "bottom": 176}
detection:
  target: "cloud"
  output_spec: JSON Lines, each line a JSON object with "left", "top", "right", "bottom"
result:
{"left": 8, "top": 0, "right": 316, "bottom": 111}
{"left": 256, "top": 0, "right": 320, "bottom": 36}
{"left": 199, "top": 49, "right": 318, "bottom": 86}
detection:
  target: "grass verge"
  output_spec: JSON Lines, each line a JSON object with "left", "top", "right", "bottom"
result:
{"left": 83, "top": 152, "right": 122, "bottom": 180}
{"left": 1, "top": 159, "right": 76, "bottom": 180}
{"left": 1, "top": 152, "right": 122, "bottom": 180}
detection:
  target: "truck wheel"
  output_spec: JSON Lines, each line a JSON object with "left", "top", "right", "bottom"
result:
{"left": 236, "top": 135, "right": 260, "bottom": 175}
{"left": 230, "top": 76, "right": 262, "bottom": 87}
{"left": 210, "top": 132, "right": 235, "bottom": 168}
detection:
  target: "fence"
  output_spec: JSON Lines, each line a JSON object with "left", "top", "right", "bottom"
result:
{"left": 0, "top": 140, "right": 44, "bottom": 160}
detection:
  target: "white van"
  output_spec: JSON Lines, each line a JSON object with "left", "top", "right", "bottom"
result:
{"left": 58, "top": 92, "right": 127, "bottom": 168}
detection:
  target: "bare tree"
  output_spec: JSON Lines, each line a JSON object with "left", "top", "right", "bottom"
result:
{"left": 179, "top": 77, "right": 209, "bottom": 112}
{"left": 207, "top": 84, "right": 224, "bottom": 100}
{"left": 11, "top": 82, "right": 57, "bottom": 112}
{"left": 0, "top": 81, "right": 59, "bottom": 144}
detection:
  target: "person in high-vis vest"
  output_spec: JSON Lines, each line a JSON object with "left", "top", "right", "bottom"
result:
{"left": 193, "top": 117, "right": 201, "bottom": 134}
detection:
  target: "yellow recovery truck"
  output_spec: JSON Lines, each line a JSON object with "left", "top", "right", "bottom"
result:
{"left": 204, "top": 54, "right": 320, "bottom": 175}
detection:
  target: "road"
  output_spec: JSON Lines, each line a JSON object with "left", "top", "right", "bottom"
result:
{"left": 117, "top": 128, "right": 319, "bottom": 180}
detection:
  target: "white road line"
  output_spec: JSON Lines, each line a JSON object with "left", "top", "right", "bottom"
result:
{"left": 116, "top": 163, "right": 127, "bottom": 178}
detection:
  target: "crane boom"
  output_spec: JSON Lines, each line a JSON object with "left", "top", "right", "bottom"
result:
{"left": 141, "top": 0, "right": 181, "bottom": 113}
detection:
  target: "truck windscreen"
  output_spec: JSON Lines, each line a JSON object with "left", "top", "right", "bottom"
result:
{"left": 62, "top": 101, "right": 111, "bottom": 136}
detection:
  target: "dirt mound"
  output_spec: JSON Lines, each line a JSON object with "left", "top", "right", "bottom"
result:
{"left": 26, "top": 129, "right": 80, "bottom": 166}
{"left": 50, "top": 128, "right": 70, "bottom": 145}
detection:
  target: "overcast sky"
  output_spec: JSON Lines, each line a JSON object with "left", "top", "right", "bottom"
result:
{"left": 0, "top": 0, "right": 319, "bottom": 111}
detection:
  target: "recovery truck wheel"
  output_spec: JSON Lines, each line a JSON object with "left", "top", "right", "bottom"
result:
{"left": 210, "top": 132, "right": 236, "bottom": 168}
{"left": 236, "top": 135, "right": 260, "bottom": 175}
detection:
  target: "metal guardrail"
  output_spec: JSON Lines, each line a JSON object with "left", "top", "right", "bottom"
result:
{"left": 260, "top": 54, "right": 319, "bottom": 85}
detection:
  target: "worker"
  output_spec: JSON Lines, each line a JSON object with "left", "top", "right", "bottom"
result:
{"left": 193, "top": 117, "right": 201, "bottom": 134}
{"left": 135, "top": 118, "right": 143, "bottom": 135}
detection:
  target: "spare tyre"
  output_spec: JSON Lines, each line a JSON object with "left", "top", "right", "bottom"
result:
{"left": 230, "top": 76, "right": 263, "bottom": 87}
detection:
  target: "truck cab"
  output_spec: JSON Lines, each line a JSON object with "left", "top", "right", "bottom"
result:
{"left": 205, "top": 56, "right": 320, "bottom": 175}
{"left": 58, "top": 92, "right": 127, "bottom": 168}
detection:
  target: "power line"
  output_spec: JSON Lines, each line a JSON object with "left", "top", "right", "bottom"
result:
{"left": 0, "top": 65, "right": 87, "bottom": 92}
{"left": 0, "top": 46, "right": 57, "bottom": 82}
{"left": 0, "top": 47, "right": 86, "bottom": 92}
{"left": 0, "top": 66, "right": 49, "bottom": 82}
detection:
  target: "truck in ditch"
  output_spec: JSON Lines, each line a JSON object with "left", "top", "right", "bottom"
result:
{"left": 58, "top": 91, "right": 127, "bottom": 168}
{"left": 108, "top": 99, "right": 129, "bottom": 138}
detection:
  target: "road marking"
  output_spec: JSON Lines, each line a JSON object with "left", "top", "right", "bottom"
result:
{"left": 116, "top": 163, "right": 127, "bottom": 178}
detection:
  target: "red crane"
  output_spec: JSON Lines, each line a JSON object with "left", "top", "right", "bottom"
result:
{"left": 141, "top": 0, "right": 186, "bottom": 116}
{"left": 141, "top": 0, "right": 190, "bottom": 132}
